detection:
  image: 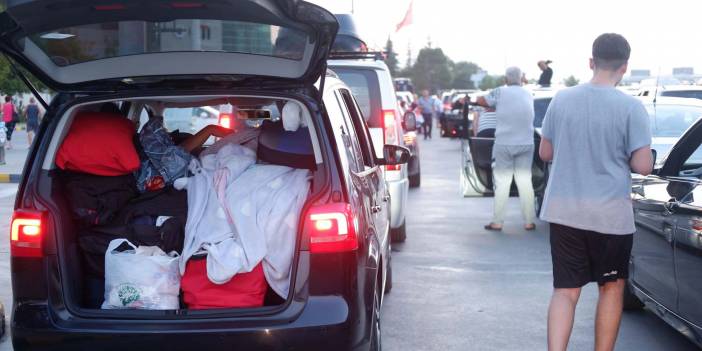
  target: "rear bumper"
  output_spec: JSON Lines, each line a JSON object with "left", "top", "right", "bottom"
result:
{"left": 11, "top": 296, "right": 369, "bottom": 351}
{"left": 387, "top": 177, "right": 408, "bottom": 228}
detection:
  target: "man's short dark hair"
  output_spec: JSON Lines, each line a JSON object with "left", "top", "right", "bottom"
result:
{"left": 4, "top": 96, "right": 11, "bottom": 102}
{"left": 592, "top": 33, "right": 631, "bottom": 71}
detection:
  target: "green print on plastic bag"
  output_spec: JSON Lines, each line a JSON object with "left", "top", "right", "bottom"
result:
{"left": 117, "top": 284, "right": 141, "bottom": 306}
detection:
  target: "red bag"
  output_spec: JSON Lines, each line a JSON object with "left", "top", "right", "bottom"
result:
{"left": 56, "top": 112, "right": 140, "bottom": 176}
{"left": 181, "top": 258, "right": 268, "bottom": 310}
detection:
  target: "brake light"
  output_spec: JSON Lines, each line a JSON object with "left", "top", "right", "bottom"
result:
{"left": 305, "top": 203, "right": 358, "bottom": 253}
{"left": 10, "top": 210, "right": 44, "bottom": 258}
{"left": 219, "top": 113, "right": 232, "bottom": 129}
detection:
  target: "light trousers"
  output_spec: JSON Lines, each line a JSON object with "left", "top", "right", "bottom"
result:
{"left": 491, "top": 144, "right": 536, "bottom": 225}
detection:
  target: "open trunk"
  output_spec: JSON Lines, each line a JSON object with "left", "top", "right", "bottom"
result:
{"left": 35, "top": 92, "right": 327, "bottom": 318}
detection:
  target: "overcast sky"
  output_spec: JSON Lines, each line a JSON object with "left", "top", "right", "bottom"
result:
{"left": 309, "top": 0, "right": 702, "bottom": 83}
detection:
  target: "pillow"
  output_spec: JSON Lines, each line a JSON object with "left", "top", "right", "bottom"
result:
{"left": 56, "top": 112, "right": 140, "bottom": 176}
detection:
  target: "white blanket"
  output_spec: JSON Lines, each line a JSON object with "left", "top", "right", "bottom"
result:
{"left": 176, "top": 142, "right": 309, "bottom": 298}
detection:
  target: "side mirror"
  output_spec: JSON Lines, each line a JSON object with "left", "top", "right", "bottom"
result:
{"left": 379, "top": 144, "right": 411, "bottom": 166}
{"left": 402, "top": 111, "right": 417, "bottom": 132}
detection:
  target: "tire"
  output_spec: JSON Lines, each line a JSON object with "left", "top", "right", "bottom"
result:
{"left": 369, "top": 282, "right": 382, "bottom": 351}
{"left": 623, "top": 281, "right": 644, "bottom": 310}
{"left": 384, "top": 250, "right": 393, "bottom": 294}
{"left": 391, "top": 220, "right": 407, "bottom": 243}
{"left": 0, "top": 303, "right": 4, "bottom": 339}
{"left": 409, "top": 171, "right": 421, "bottom": 188}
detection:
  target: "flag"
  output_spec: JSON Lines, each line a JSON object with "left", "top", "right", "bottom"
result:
{"left": 395, "top": 0, "right": 413, "bottom": 33}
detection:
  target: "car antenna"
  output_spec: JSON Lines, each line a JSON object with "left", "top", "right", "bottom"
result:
{"left": 653, "top": 67, "right": 661, "bottom": 105}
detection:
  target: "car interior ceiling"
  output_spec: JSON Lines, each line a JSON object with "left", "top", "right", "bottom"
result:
{"left": 41, "top": 95, "right": 322, "bottom": 313}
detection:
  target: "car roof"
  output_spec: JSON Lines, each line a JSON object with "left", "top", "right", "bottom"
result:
{"left": 661, "top": 85, "right": 702, "bottom": 91}
{"left": 640, "top": 96, "right": 702, "bottom": 107}
{"left": 327, "top": 59, "right": 390, "bottom": 71}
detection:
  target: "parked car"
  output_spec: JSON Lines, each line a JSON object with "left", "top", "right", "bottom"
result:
{"left": 394, "top": 78, "right": 414, "bottom": 93}
{"left": 2, "top": 1, "right": 409, "bottom": 350}
{"left": 626, "top": 113, "right": 702, "bottom": 348}
{"left": 329, "top": 14, "right": 419, "bottom": 242}
{"left": 636, "top": 83, "right": 701, "bottom": 99}
{"left": 460, "top": 96, "right": 553, "bottom": 213}
{"left": 641, "top": 97, "right": 702, "bottom": 161}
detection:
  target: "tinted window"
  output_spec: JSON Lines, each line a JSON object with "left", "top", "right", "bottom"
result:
{"left": 647, "top": 104, "right": 702, "bottom": 137}
{"left": 339, "top": 89, "right": 375, "bottom": 167}
{"left": 533, "top": 98, "right": 551, "bottom": 128}
{"left": 30, "top": 20, "right": 307, "bottom": 66}
{"left": 334, "top": 68, "right": 382, "bottom": 127}
{"left": 325, "top": 91, "right": 356, "bottom": 189}
{"left": 661, "top": 90, "right": 702, "bottom": 100}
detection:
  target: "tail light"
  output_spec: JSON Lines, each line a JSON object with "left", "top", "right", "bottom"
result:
{"left": 10, "top": 210, "right": 44, "bottom": 258}
{"left": 218, "top": 113, "right": 232, "bottom": 129}
{"left": 304, "top": 203, "right": 358, "bottom": 253}
{"left": 382, "top": 109, "right": 401, "bottom": 171}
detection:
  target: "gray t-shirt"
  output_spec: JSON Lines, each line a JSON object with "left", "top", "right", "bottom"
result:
{"left": 485, "top": 85, "right": 535, "bottom": 146}
{"left": 540, "top": 83, "right": 652, "bottom": 235}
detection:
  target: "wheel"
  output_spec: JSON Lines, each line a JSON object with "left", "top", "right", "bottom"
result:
{"left": 0, "top": 302, "right": 4, "bottom": 339}
{"left": 623, "top": 280, "right": 644, "bottom": 310}
{"left": 391, "top": 220, "right": 406, "bottom": 243}
{"left": 370, "top": 282, "right": 382, "bottom": 351}
{"left": 384, "top": 250, "right": 393, "bottom": 294}
{"left": 409, "top": 165, "right": 421, "bottom": 188}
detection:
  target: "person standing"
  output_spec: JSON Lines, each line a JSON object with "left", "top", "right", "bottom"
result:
{"left": 417, "top": 89, "right": 437, "bottom": 140}
{"left": 539, "top": 33, "right": 652, "bottom": 351}
{"left": 476, "top": 66, "right": 536, "bottom": 231}
{"left": 25, "top": 97, "right": 41, "bottom": 145}
{"left": 2, "top": 96, "right": 16, "bottom": 149}
{"left": 538, "top": 60, "right": 553, "bottom": 87}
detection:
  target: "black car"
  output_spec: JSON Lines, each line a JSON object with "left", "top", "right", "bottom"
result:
{"left": 3, "top": 1, "right": 409, "bottom": 350}
{"left": 626, "top": 115, "right": 702, "bottom": 347}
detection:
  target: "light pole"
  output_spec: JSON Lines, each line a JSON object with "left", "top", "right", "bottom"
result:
{"left": 351, "top": 0, "right": 354, "bottom": 13}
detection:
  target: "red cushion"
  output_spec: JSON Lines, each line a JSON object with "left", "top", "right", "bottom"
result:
{"left": 182, "top": 259, "right": 268, "bottom": 310}
{"left": 56, "top": 112, "right": 140, "bottom": 176}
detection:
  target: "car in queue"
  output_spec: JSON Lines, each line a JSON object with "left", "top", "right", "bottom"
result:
{"left": 640, "top": 97, "right": 702, "bottom": 163}
{"left": 328, "top": 14, "right": 420, "bottom": 243}
{"left": 459, "top": 94, "right": 553, "bottom": 213}
{"left": 626, "top": 112, "right": 702, "bottom": 348}
{"left": 1, "top": 1, "right": 410, "bottom": 350}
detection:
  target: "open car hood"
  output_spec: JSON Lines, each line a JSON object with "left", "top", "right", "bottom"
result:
{"left": 0, "top": 0, "right": 338, "bottom": 92}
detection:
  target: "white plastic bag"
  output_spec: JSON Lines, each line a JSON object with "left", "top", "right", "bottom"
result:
{"left": 102, "top": 239, "right": 180, "bottom": 310}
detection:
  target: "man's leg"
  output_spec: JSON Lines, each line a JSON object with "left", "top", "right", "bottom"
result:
{"left": 491, "top": 145, "right": 513, "bottom": 226}
{"left": 426, "top": 116, "right": 433, "bottom": 139}
{"left": 594, "top": 279, "right": 625, "bottom": 351}
{"left": 513, "top": 146, "right": 536, "bottom": 225}
{"left": 548, "top": 287, "right": 582, "bottom": 351}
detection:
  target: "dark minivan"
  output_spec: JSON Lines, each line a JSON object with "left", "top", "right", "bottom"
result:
{"left": 2, "top": 1, "right": 408, "bottom": 350}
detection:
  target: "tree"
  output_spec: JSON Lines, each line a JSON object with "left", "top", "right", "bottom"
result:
{"left": 479, "top": 75, "right": 504, "bottom": 90}
{"left": 451, "top": 61, "right": 481, "bottom": 89}
{"left": 564, "top": 75, "right": 580, "bottom": 87}
{"left": 384, "top": 38, "right": 399, "bottom": 77}
{"left": 410, "top": 47, "right": 452, "bottom": 93}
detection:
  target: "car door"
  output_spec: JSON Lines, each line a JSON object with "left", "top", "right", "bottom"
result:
{"left": 630, "top": 175, "right": 678, "bottom": 309}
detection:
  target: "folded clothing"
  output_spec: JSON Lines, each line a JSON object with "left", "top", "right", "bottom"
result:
{"left": 181, "top": 257, "right": 267, "bottom": 309}
{"left": 62, "top": 171, "right": 138, "bottom": 227}
{"left": 56, "top": 112, "right": 140, "bottom": 176}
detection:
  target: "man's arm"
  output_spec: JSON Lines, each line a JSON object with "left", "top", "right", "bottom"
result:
{"left": 179, "top": 125, "right": 234, "bottom": 153}
{"left": 539, "top": 138, "right": 553, "bottom": 162}
{"left": 630, "top": 146, "right": 653, "bottom": 176}
{"left": 473, "top": 111, "right": 480, "bottom": 136}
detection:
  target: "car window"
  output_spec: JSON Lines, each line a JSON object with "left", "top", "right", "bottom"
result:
{"left": 648, "top": 104, "right": 702, "bottom": 138}
{"left": 339, "top": 89, "right": 375, "bottom": 167}
{"left": 334, "top": 68, "right": 382, "bottom": 127}
{"left": 661, "top": 91, "right": 702, "bottom": 100}
{"left": 333, "top": 91, "right": 366, "bottom": 172}
{"left": 533, "top": 98, "right": 551, "bottom": 128}
{"left": 325, "top": 91, "right": 357, "bottom": 190}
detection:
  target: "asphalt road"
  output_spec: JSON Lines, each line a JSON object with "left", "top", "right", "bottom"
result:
{"left": 0, "top": 134, "right": 699, "bottom": 350}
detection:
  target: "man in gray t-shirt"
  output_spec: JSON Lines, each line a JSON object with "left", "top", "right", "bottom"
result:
{"left": 477, "top": 66, "right": 536, "bottom": 231}
{"left": 540, "top": 33, "right": 653, "bottom": 351}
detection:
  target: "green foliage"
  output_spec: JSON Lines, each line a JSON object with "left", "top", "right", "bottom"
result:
{"left": 451, "top": 61, "right": 481, "bottom": 89}
{"left": 564, "top": 75, "right": 580, "bottom": 87}
{"left": 479, "top": 75, "right": 505, "bottom": 90}
{"left": 384, "top": 38, "right": 399, "bottom": 78}
{"left": 410, "top": 47, "right": 452, "bottom": 93}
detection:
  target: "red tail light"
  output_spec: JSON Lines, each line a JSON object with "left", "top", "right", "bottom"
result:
{"left": 305, "top": 203, "right": 358, "bottom": 253}
{"left": 219, "top": 113, "right": 232, "bottom": 129}
{"left": 10, "top": 210, "right": 44, "bottom": 258}
{"left": 382, "top": 109, "right": 401, "bottom": 171}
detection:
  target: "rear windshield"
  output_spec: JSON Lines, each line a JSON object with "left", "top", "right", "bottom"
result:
{"left": 645, "top": 104, "right": 702, "bottom": 137}
{"left": 661, "top": 90, "right": 702, "bottom": 100}
{"left": 533, "top": 98, "right": 551, "bottom": 128}
{"left": 334, "top": 68, "right": 382, "bottom": 127}
{"left": 29, "top": 20, "right": 308, "bottom": 67}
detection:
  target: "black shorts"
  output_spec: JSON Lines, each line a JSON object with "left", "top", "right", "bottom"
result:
{"left": 550, "top": 223, "right": 633, "bottom": 288}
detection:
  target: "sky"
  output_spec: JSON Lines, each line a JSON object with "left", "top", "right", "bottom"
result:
{"left": 308, "top": 0, "right": 702, "bottom": 84}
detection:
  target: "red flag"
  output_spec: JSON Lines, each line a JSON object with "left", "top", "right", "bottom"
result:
{"left": 395, "top": 1, "right": 413, "bottom": 32}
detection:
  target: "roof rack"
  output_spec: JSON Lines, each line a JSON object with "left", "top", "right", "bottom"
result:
{"left": 328, "top": 51, "right": 385, "bottom": 61}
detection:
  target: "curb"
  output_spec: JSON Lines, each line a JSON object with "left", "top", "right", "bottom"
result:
{"left": 0, "top": 174, "right": 21, "bottom": 183}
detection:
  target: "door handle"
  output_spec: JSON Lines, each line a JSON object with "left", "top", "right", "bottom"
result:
{"left": 371, "top": 205, "right": 382, "bottom": 213}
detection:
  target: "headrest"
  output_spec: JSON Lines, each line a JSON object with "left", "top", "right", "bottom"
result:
{"left": 257, "top": 120, "right": 315, "bottom": 170}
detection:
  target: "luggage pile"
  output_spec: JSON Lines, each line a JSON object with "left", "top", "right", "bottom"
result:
{"left": 57, "top": 110, "right": 312, "bottom": 311}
